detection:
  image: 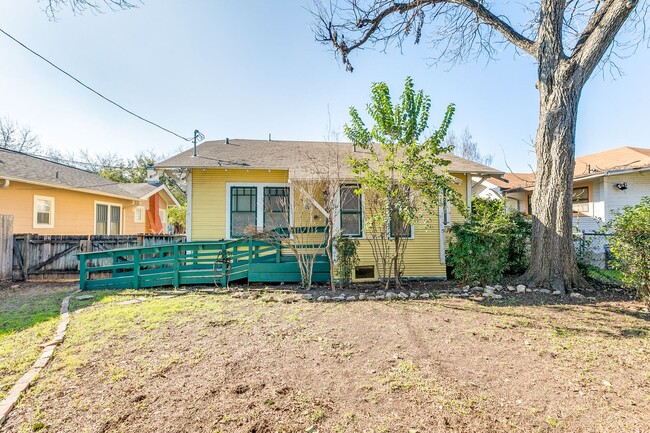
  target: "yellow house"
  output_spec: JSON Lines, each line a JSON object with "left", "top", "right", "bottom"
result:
{"left": 157, "top": 138, "right": 502, "bottom": 281}
{"left": 0, "top": 148, "right": 180, "bottom": 235}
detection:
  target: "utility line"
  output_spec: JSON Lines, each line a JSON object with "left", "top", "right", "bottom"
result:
{"left": 0, "top": 27, "right": 191, "bottom": 142}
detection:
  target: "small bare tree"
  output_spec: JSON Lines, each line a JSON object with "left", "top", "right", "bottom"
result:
{"left": 249, "top": 180, "right": 328, "bottom": 290}
{"left": 446, "top": 128, "right": 493, "bottom": 166}
{"left": 303, "top": 145, "right": 353, "bottom": 292}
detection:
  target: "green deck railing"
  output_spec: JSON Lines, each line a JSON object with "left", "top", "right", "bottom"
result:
{"left": 78, "top": 227, "right": 331, "bottom": 290}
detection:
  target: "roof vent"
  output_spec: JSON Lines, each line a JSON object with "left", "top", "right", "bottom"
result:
{"left": 226, "top": 137, "right": 230, "bottom": 144}
{"left": 268, "top": 133, "right": 272, "bottom": 141}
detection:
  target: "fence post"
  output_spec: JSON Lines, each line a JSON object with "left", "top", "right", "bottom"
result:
{"left": 79, "top": 253, "right": 87, "bottom": 290}
{"left": 221, "top": 243, "right": 227, "bottom": 287}
{"left": 133, "top": 248, "right": 140, "bottom": 289}
{"left": 21, "top": 233, "right": 32, "bottom": 280}
{"left": 172, "top": 244, "right": 180, "bottom": 288}
{"left": 0, "top": 215, "right": 13, "bottom": 280}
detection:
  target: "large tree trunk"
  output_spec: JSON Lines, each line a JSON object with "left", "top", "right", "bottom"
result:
{"left": 522, "top": 69, "right": 588, "bottom": 293}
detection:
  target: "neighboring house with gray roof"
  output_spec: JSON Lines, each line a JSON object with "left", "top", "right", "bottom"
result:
{"left": 0, "top": 148, "right": 180, "bottom": 235}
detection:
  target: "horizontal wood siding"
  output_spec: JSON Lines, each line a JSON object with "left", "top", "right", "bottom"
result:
{"left": 353, "top": 174, "right": 466, "bottom": 279}
{"left": 191, "top": 169, "right": 289, "bottom": 240}
{"left": 603, "top": 172, "right": 650, "bottom": 222}
{"left": 0, "top": 180, "right": 149, "bottom": 235}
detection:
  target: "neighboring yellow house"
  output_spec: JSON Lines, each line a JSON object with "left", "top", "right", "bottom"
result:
{"left": 157, "top": 138, "right": 502, "bottom": 281}
{"left": 0, "top": 148, "right": 180, "bottom": 235}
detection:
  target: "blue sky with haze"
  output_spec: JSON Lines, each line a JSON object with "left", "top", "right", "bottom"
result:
{"left": 0, "top": 1, "right": 648, "bottom": 172}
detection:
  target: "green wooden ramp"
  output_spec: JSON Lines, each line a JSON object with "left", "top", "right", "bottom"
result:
{"left": 78, "top": 235, "right": 330, "bottom": 290}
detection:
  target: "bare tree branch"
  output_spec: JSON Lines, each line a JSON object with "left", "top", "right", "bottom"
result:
{"left": 41, "top": 0, "right": 138, "bottom": 20}
{"left": 0, "top": 117, "right": 41, "bottom": 153}
{"left": 312, "top": 0, "right": 536, "bottom": 71}
{"left": 571, "top": 0, "right": 640, "bottom": 80}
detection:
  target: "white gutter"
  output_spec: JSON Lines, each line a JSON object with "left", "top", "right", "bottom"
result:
{"left": 0, "top": 179, "right": 9, "bottom": 188}
{"left": 574, "top": 166, "right": 650, "bottom": 182}
{"left": 0, "top": 176, "right": 142, "bottom": 201}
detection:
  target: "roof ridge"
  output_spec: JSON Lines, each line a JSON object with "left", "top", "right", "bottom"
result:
{"left": 0, "top": 147, "right": 98, "bottom": 175}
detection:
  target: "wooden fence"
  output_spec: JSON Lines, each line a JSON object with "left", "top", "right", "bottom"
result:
{"left": 0, "top": 215, "right": 13, "bottom": 280}
{"left": 12, "top": 234, "right": 186, "bottom": 281}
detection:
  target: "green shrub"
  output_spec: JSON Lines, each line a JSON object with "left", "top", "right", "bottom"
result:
{"left": 607, "top": 197, "right": 650, "bottom": 304}
{"left": 447, "top": 197, "right": 531, "bottom": 285}
{"left": 335, "top": 233, "right": 359, "bottom": 290}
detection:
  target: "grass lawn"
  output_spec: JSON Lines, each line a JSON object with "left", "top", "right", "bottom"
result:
{"left": 2, "top": 286, "right": 650, "bottom": 432}
{"left": 0, "top": 282, "right": 77, "bottom": 400}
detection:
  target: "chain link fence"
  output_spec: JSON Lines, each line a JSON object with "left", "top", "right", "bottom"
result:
{"left": 574, "top": 232, "right": 613, "bottom": 269}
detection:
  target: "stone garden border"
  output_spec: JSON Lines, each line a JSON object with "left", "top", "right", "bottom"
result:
{"left": 230, "top": 283, "right": 588, "bottom": 303}
{"left": 0, "top": 290, "right": 79, "bottom": 425}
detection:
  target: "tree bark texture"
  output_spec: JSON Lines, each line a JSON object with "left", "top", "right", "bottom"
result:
{"left": 522, "top": 48, "right": 591, "bottom": 293}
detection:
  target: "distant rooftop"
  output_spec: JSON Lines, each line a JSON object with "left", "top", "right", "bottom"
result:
{"left": 494, "top": 146, "right": 650, "bottom": 191}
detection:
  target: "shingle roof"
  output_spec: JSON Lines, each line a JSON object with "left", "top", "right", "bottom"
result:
{"left": 574, "top": 146, "right": 650, "bottom": 177}
{"left": 156, "top": 138, "right": 503, "bottom": 177}
{"left": 0, "top": 148, "right": 148, "bottom": 199}
{"left": 488, "top": 173, "right": 535, "bottom": 190}
{"left": 118, "top": 182, "right": 161, "bottom": 198}
{"left": 496, "top": 146, "right": 650, "bottom": 191}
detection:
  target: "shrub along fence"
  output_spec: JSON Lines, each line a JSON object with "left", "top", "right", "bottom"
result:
{"left": 12, "top": 234, "right": 186, "bottom": 281}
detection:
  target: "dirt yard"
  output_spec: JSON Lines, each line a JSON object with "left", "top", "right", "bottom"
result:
{"left": 2, "top": 284, "right": 649, "bottom": 432}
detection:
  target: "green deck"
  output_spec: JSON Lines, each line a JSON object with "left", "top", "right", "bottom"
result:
{"left": 78, "top": 232, "right": 331, "bottom": 290}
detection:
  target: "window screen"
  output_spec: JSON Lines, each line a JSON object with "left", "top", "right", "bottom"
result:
{"left": 96, "top": 204, "right": 108, "bottom": 235}
{"left": 264, "top": 187, "right": 290, "bottom": 233}
{"left": 35, "top": 198, "right": 52, "bottom": 225}
{"left": 231, "top": 187, "right": 257, "bottom": 237}
{"left": 340, "top": 185, "right": 362, "bottom": 236}
{"left": 110, "top": 205, "right": 121, "bottom": 235}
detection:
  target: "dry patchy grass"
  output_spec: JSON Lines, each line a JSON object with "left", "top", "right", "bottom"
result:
{"left": 2, "top": 287, "right": 649, "bottom": 432}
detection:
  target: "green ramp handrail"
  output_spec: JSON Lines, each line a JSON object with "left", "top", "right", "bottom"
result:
{"left": 77, "top": 226, "right": 331, "bottom": 290}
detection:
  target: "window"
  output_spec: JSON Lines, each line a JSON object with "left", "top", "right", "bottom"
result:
{"left": 390, "top": 211, "right": 412, "bottom": 238}
{"left": 528, "top": 187, "right": 590, "bottom": 214}
{"left": 442, "top": 193, "right": 451, "bottom": 226}
{"left": 264, "top": 187, "right": 290, "bottom": 233}
{"left": 230, "top": 187, "right": 257, "bottom": 237}
{"left": 134, "top": 206, "right": 145, "bottom": 223}
{"left": 33, "top": 195, "right": 54, "bottom": 228}
{"left": 159, "top": 208, "right": 168, "bottom": 227}
{"left": 96, "top": 203, "right": 121, "bottom": 235}
{"left": 340, "top": 185, "right": 362, "bottom": 237}
{"left": 572, "top": 186, "right": 590, "bottom": 213}
{"left": 355, "top": 265, "right": 375, "bottom": 279}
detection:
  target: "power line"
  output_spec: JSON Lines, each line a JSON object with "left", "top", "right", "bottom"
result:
{"left": 0, "top": 27, "right": 191, "bottom": 142}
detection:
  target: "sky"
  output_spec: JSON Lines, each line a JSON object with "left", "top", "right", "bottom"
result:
{"left": 0, "top": 1, "right": 648, "bottom": 173}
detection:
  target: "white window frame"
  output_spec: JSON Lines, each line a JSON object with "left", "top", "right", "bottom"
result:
{"left": 225, "top": 182, "right": 293, "bottom": 239}
{"left": 94, "top": 201, "right": 123, "bottom": 235}
{"left": 442, "top": 197, "right": 452, "bottom": 227}
{"left": 388, "top": 215, "right": 415, "bottom": 239}
{"left": 33, "top": 195, "right": 55, "bottom": 229}
{"left": 134, "top": 205, "right": 146, "bottom": 223}
{"left": 337, "top": 184, "right": 365, "bottom": 238}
